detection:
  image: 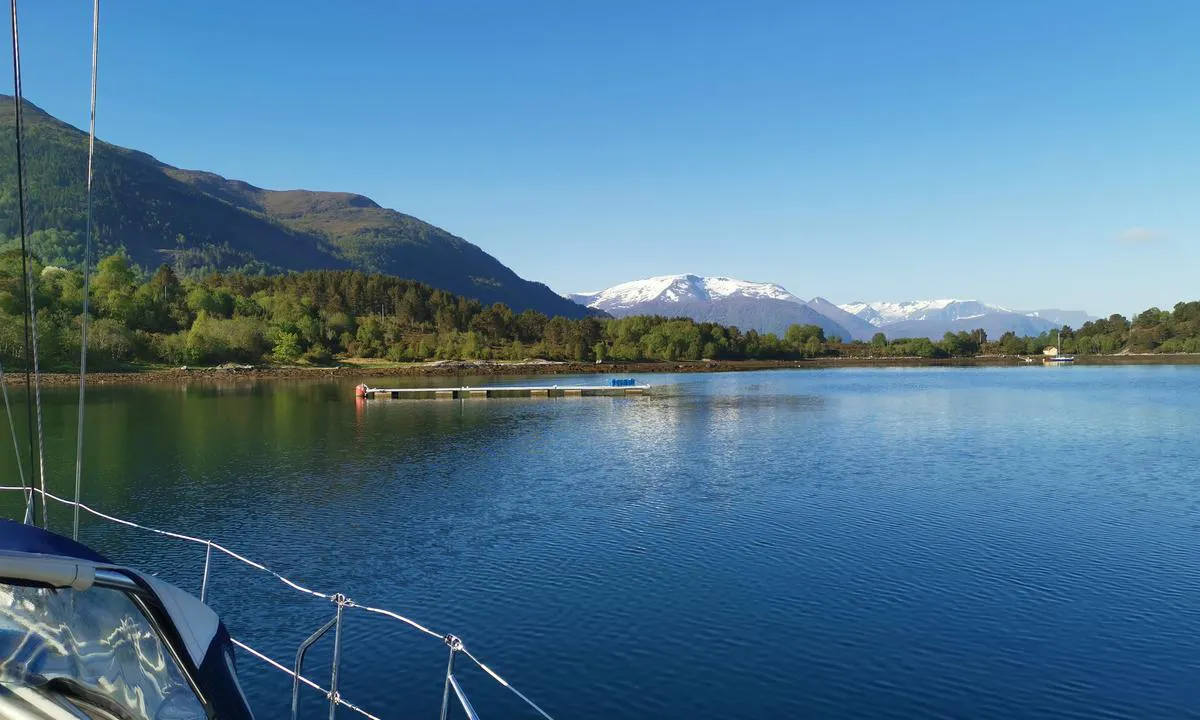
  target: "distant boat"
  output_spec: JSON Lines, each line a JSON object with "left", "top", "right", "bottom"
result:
{"left": 1042, "top": 329, "right": 1075, "bottom": 364}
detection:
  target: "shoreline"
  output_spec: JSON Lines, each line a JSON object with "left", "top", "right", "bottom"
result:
{"left": 8, "top": 353, "right": 1200, "bottom": 387}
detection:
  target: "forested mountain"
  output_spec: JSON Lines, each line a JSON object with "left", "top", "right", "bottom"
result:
{"left": 0, "top": 96, "right": 589, "bottom": 318}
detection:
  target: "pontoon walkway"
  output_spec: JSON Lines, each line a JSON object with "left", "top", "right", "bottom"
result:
{"left": 355, "top": 381, "right": 650, "bottom": 400}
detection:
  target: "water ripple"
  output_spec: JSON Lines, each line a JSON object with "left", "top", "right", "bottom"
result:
{"left": 8, "top": 367, "right": 1200, "bottom": 718}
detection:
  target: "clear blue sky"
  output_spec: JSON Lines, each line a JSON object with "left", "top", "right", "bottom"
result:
{"left": 7, "top": 0, "right": 1199, "bottom": 316}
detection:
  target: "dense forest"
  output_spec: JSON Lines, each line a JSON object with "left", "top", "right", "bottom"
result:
{"left": 0, "top": 252, "right": 1197, "bottom": 370}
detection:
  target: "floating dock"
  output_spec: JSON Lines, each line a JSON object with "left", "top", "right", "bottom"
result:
{"left": 355, "top": 380, "right": 649, "bottom": 400}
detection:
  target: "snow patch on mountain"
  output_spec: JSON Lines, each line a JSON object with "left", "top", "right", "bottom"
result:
{"left": 1019, "top": 309, "right": 1098, "bottom": 327}
{"left": 567, "top": 278, "right": 1095, "bottom": 342}
{"left": 571, "top": 274, "right": 800, "bottom": 311}
{"left": 568, "top": 274, "right": 859, "bottom": 339}
{"left": 837, "top": 299, "right": 1008, "bottom": 327}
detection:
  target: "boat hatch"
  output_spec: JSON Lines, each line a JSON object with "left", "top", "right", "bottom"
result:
{"left": 0, "top": 579, "right": 208, "bottom": 719}
{"left": 0, "top": 521, "right": 253, "bottom": 720}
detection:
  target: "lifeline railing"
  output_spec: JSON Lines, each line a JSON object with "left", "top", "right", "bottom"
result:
{"left": 2, "top": 1, "right": 555, "bottom": 714}
{"left": 0, "top": 485, "right": 555, "bottom": 720}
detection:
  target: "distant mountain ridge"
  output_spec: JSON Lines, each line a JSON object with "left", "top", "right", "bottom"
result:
{"left": 569, "top": 274, "right": 857, "bottom": 340}
{"left": 1019, "top": 309, "right": 1097, "bottom": 328}
{"left": 571, "top": 276, "right": 1095, "bottom": 341}
{"left": 804, "top": 297, "right": 880, "bottom": 341}
{"left": 0, "top": 96, "right": 591, "bottom": 318}
{"left": 838, "top": 299, "right": 1096, "bottom": 340}
{"left": 838, "top": 299, "right": 1005, "bottom": 327}
{"left": 570, "top": 275, "right": 800, "bottom": 309}
{"left": 878, "top": 313, "right": 1062, "bottom": 341}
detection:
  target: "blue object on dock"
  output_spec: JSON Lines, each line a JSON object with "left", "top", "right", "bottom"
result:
{"left": 609, "top": 378, "right": 637, "bottom": 387}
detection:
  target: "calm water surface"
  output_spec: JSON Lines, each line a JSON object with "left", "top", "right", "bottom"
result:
{"left": 4, "top": 366, "right": 1200, "bottom": 719}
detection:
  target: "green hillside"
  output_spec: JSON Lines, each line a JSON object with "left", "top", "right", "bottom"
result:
{"left": 0, "top": 96, "right": 590, "bottom": 318}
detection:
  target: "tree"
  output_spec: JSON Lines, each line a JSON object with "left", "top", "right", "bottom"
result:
{"left": 998, "top": 331, "right": 1025, "bottom": 355}
{"left": 273, "top": 331, "right": 302, "bottom": 363}
{"left": 785, "top": 324, "right": 825, "bottom": 347}
{"left": 939, "top": 331, "right": 980, "bottom": 357}
{"left": 88, "top": 318, "right": 135, "bottom": 363}
{"left": 470, "top": 303, "right": 515, "bottom": 342}
{"left": 870, "top": 332, "right": 888, "bottom": 348}
{"left": 515, "top": 310, "right": 547, "bottom": 344}
{"left": 353, "top": 317, "right": 384, "bottom": 357}
{"left": 139, "top": 264, "right": 189, "bottom": 332}
{"left": 398, "top": 286, "right": 429, "bottom": 324}
{"left": 186, "top": 285, "right": 234, "bottom": 318}
{"left": 0, "top": 249, "right": 33, "bottom": 316}
{"left": 92, "top": 254, "right": 138, "bottom": 323}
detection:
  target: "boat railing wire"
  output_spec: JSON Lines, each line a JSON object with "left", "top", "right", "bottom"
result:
{"left": 0, "top": 484, "right": 556, "bottom": 720}
{"left": 5, "top": 0, "right": 555, "bottom": 715}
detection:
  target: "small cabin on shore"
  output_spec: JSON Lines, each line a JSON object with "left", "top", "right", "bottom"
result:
{"left": 1043, "top": 346, "right": 1059, "bottom": 356}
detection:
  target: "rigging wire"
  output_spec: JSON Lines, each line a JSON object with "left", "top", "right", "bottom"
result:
{"left": 5, "top": 3, "right": 559, "bottom": 715}
{"left": 73, "top": 0, "right": 100, "bottom": 541}
{"left": 8, "top": 0, "right": 46, "bottom": 529}
{"left": 461, "top": 646, "right": 556, "bottom": 720}
{"left": 0, "top": 361, "right": 30, "bottom": 521}
{"left": 8, "top": 0, "right": 33, "bottom": 525}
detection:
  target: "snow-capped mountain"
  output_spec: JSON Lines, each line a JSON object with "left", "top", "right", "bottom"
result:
{"left": 837, "top": 299, "right": 1006, "bottom": 327}
{"left": 568, "top": 278, "right": 1093, "bottom": 342}
{"left": 805, "top": 297, "right": 880, "bottom": 341}
{"left": 568, "top": 274, "right": 857, "bottom": 340}
{"left": 1019, "top": 309, "right": 1098, "bottom": 328}
{"left": 836, "top": 299, "right": 1095, "bottom": 341}
{"left": 569, "top": 275, "right": 799, "bottom": 312}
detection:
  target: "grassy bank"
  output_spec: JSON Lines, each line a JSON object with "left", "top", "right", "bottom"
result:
{"left": 8, "top": 353, "right": 1200, "bottom": 387}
